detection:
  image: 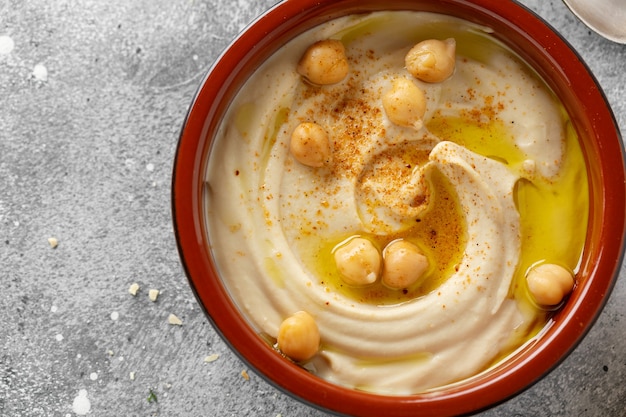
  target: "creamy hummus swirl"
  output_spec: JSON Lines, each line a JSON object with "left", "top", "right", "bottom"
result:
{"left": 310, "top": 141, "right": 523, "bottom": 393}
{"left": 206, "top": 12, "right": 578, "bottom": 394}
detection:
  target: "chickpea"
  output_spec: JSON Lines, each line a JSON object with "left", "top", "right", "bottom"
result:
{"left": 297, "top": 39, "right": 349, "bottom": 85}
{"left": 526, "top": 263, "right": 575, "bottom": 306}
{"left": 290, "top": 122, "right": 331, "bottom": 167}
{"left": 405, "top": 38, "right": 456, "bottom": 83}
{"left": 382, "top": 77, "right": 427, "bottom": 130}
{"left": 382, "top": 240, "right": 429, "bottom": 289}
{"left": 334, "top": 237, "right": 382, "bottom": 286}
{"left": 277, "top": 311, "right": 320, "bottom": 362}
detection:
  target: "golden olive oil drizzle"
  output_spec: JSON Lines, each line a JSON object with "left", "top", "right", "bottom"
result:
{"left": 309, "top": 168, "right": 467, "bottom": 306}
{"left": 289, "top": 15, "right": 588, "bottom": 311}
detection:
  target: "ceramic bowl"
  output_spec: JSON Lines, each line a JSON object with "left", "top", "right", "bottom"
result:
{"left": 172, "top": 0, "right": 626, "bottom": 415}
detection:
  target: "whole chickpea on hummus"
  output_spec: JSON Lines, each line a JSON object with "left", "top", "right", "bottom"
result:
{"left": 206, "top": 12, "right": 588, "bottom": 394}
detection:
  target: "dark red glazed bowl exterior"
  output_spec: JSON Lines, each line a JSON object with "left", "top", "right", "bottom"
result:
{"left": 172, "top": 1, "right": 626, "bottom": 415}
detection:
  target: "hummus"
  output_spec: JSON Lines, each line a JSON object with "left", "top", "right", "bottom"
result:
{"left": 205, "top": 12, "right": 589, "bottom": 394}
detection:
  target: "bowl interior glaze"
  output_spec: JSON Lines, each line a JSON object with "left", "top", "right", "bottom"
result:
{"left": 172, "top": 1, "right": 626, "bottom": 415}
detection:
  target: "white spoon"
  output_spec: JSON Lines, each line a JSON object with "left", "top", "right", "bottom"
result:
{"left": 562, "top": 0, "right": 626, "bottom": 43}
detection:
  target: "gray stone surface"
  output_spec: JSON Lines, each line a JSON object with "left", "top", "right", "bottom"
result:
{"left": 0, "top": 0, "right": 624, "bottom": 416}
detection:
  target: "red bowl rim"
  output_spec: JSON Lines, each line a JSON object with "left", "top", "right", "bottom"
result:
{"left": 172, "top": 0, "right": 626, "bottom": 415}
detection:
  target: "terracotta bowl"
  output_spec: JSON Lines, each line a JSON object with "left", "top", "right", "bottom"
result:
{"left": 172, "top": 0, "right": 626, "bottom": 415}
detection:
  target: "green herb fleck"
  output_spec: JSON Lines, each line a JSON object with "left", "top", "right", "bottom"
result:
{"left": 147, "top": 389, "right": 158, "bottom": 403}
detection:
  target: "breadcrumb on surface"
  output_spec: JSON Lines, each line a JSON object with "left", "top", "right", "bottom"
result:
{"left": 168, "top": 313, "right": 183, "bottom": 326}
{"left": 204, "top": 354, "right": 220, "bottom": 363}
{"left": 128, "top": 283, "right": 140, "bottom": 296}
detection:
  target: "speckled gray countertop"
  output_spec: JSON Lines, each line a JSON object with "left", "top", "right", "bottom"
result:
{"left": 1, "top": 0, "right": 624, "bottom": 416}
